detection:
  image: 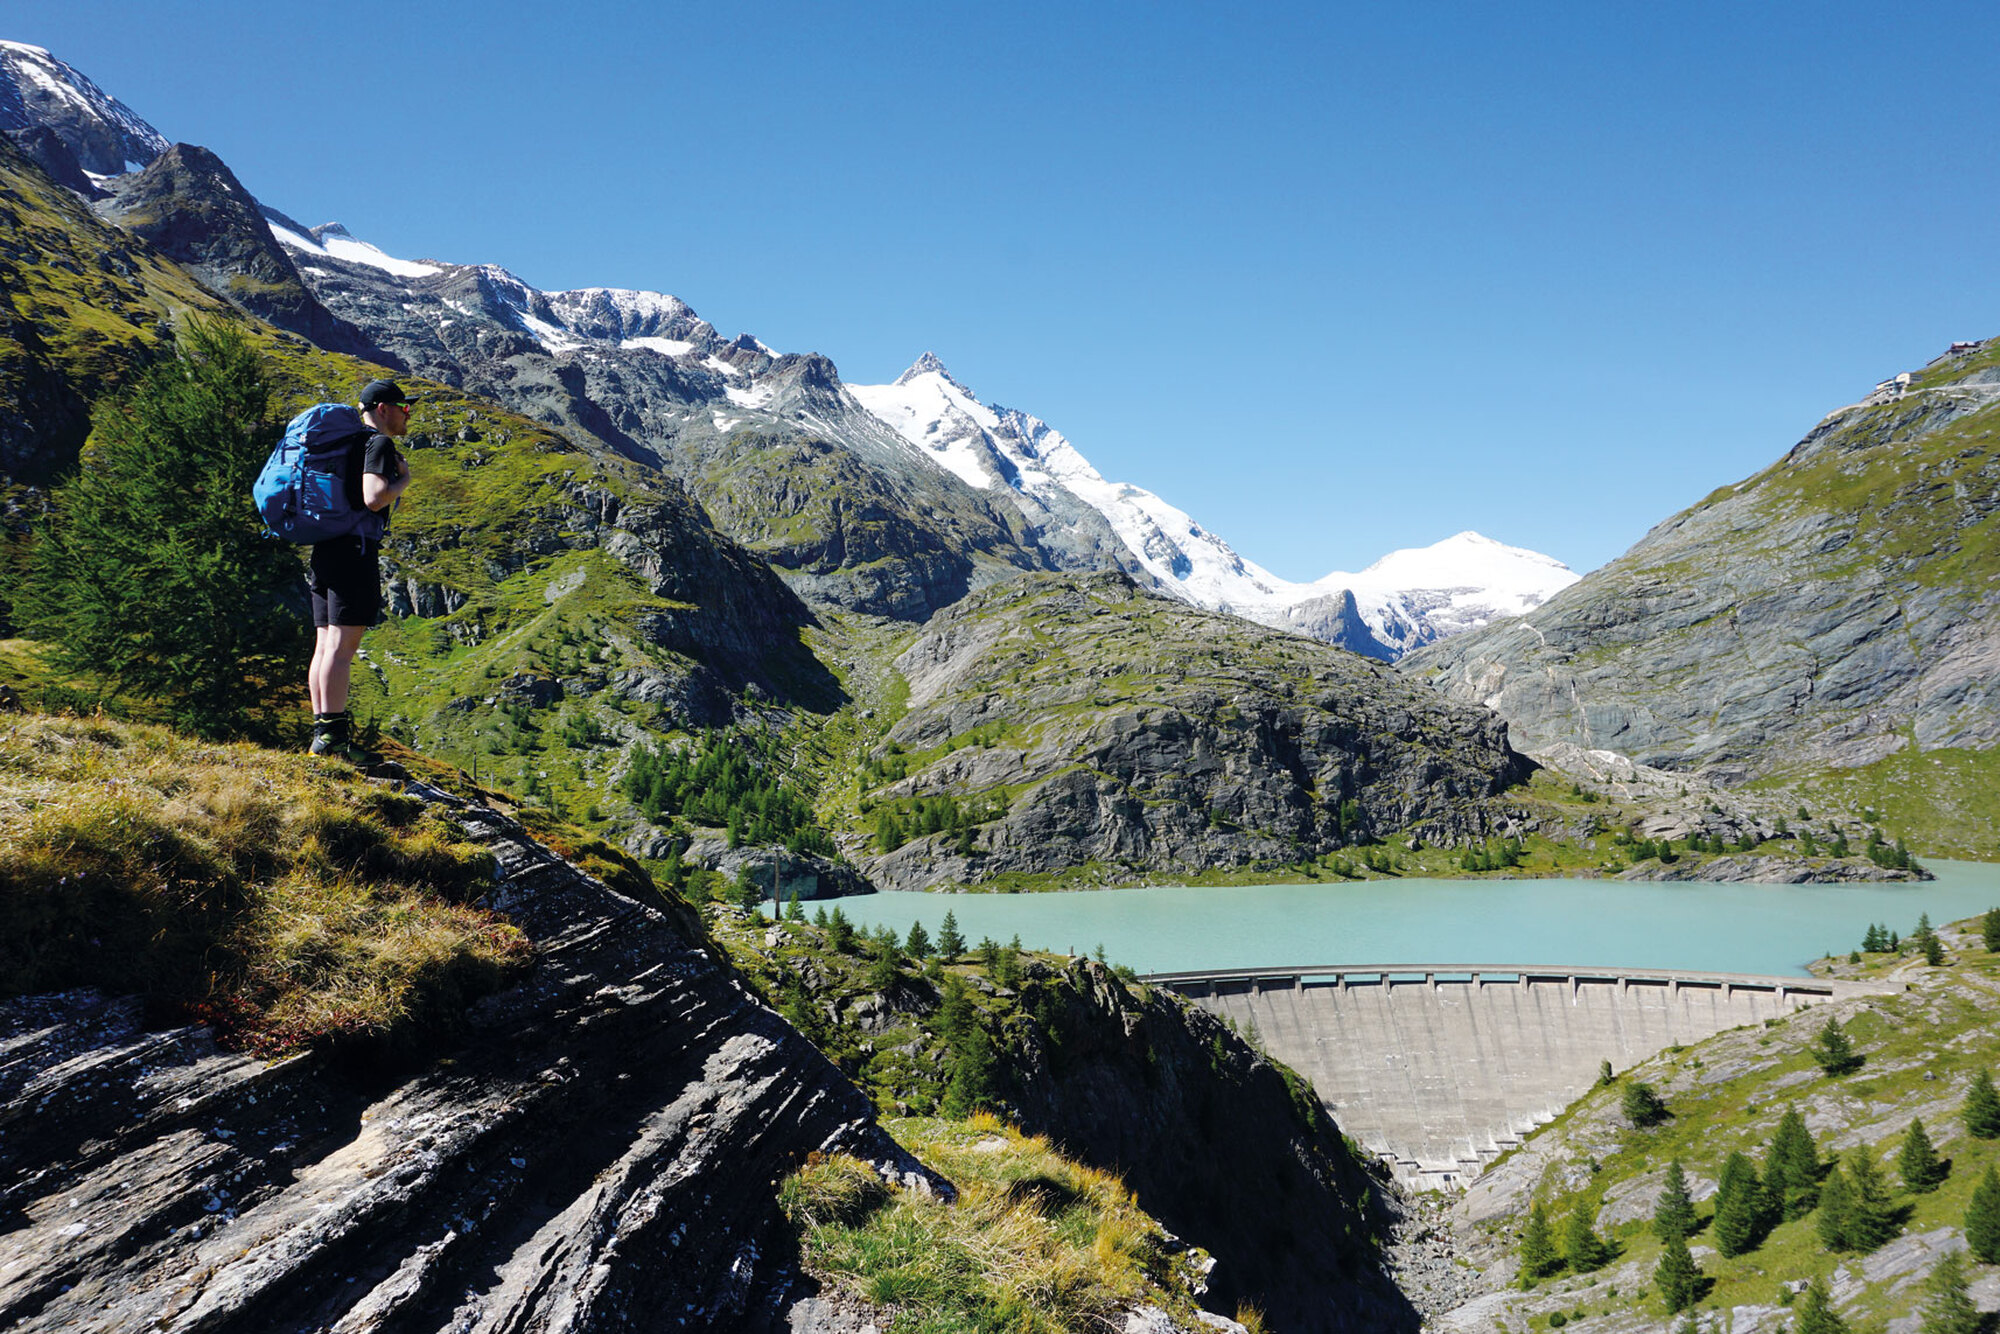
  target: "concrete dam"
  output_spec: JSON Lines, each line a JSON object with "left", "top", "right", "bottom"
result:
{"left": 1150, "top": 964, "right": 1900, "bottom": 1187}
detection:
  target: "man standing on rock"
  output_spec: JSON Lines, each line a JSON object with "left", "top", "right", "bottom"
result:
{"left": 308, "top": 379, "right": 414, "bottom": 762}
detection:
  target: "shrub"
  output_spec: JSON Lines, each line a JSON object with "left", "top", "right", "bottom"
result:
{"left": 14, "top": 320, "right": 309, "bottom": 739}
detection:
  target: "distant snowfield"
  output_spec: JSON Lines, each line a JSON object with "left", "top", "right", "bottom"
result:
{"left": 268, "top": 221, "right": 443, "bottom": 279}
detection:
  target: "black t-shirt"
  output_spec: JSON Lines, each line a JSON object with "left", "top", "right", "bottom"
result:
{"left": 340, "top": 432, "right": 402, "bottom": 509}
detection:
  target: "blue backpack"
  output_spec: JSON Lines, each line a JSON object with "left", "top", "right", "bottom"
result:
{"left": 252, "top": 404, "right": 387, "bottom": 543}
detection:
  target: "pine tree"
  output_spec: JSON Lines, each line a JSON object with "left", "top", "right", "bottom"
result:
{"left": 1810, "top": 1017, "right": 1863, "bottom": 1075}
{"left": 1897, "top": 1119, "right": 1946, "bottom": 1193}
{"left": 1655, "top": 1159, "right": 1698, "bottom": 1243}
{"left": 1917, "top": 1250, "right": 1980, "bottom": 1334}
{"left": 866, "top": 933, "right": 901, "bottom": 991}
{"left": 1518, "top": 1201, "right": 1563, "bottom": 1284}
{"left": 1562, "top": 1197, "right": 1607, "bottom": 1273}
{"left": 1843, "top": 1149, "right": 1897, "bottom": 1251}
{"left": 1914, "top": 913, "right": 1944, "bottom": 966}
{"left": 1982, "top": 907, "right": 2000, "bottom": 953}
{"left": 1713, "top": 1151, "right": 1766, "bottom": 1256}
{"left": 827, "top": 905, "right": 856, "bottom": 952}
{"left": 785, "top": 891, "right": 805, "bottom": 921}
{"left": 936, "top": 910, "right": 966, "bottom": 959}
{"left": 1624, "top": 1079, "right": 1669, "bottom": 1127}
{"left": 1654, "top": 1231, "right": 1703, "bottom": 1313}
{"left": 1964, "top": 1069, "right": 2000, "bottom": 1138}
{"left": 1767, "top": 1109, "right": 1823, "bottom": 1219}
{"left": 1790, "top": 1275, "right": 1848, "bottom": 1334}
{"left": 1816, "top": 1163, "right": 1855, "bottom": 1252}
{"left": 904, "top": 920, "right": 932, "bottom": 959}
{"left": 940, "top": 1020, "right": 997, "bottom": 1118}
{"left": 15, "top": 320, "right": 309, "bottom": 739}
{"left": 1966, "top": 1164, "right": 2000, "bottom": 1264}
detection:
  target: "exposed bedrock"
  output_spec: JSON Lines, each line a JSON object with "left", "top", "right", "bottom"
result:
{"left": 0, "top": 780, "right": 943, "bottom": 1333}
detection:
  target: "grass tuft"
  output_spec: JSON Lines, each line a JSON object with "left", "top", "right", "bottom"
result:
{"left": 780, "top": 1117, "right": 1209, "bottom": 1333}
{"left": 0, "top": 712, "right": 529, "bottom": 1053}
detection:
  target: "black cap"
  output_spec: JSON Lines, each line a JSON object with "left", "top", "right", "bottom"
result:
{"left": 359, "top": 379, "right": 420, "bottom": 409}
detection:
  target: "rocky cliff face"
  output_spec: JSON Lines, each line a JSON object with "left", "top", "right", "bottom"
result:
{"left": 95, "top": 144, "right": 386, "bottom": 358}
{"left": 1404, "top": 343, "right": 2000, "bottom": 786}
{"left": 0, "top": 134, "right": 233, "bottom": 483}
{"left": 0, "top": 41, "right": 166, "bottom": 178}
{"left": 0, "top": 776, "right": 946, "bottom": 1333}
{"left": 859, "top": 572, "right": 1532, "bottom": 888}
{"left": 1006, "top": 960, "right": 1415, "bottom": 1333}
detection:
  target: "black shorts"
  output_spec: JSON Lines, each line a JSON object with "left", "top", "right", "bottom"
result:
{"left": 309, "top": 537, "right": 382, "bottom": 628}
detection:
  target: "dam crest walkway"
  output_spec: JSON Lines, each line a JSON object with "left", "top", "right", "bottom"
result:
{"left": 1144, "top": 963, "right": 1899, "bottom": 1187}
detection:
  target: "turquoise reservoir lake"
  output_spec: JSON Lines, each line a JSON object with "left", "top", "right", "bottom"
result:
{"left": 837, "top": 861, "right": 2000, "bottom": 978}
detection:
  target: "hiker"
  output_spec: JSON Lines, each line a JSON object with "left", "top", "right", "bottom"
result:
{"left": 307, "top": 379, "right": 414, "bottom": 761}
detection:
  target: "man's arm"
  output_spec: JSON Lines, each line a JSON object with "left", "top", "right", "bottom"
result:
{"left": 362, "top": 450, "right": 410, "bottom": 511}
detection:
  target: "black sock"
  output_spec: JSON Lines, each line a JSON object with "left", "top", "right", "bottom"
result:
{"left": 314, "top": 711, "right": 350, "bottom": 739}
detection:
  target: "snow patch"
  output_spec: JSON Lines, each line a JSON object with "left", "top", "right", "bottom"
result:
{"left": 272, "top": 221, "right": 443, "bottom": 278}
{"left": 622, "top": 337, "right": 694, "bottom": 358}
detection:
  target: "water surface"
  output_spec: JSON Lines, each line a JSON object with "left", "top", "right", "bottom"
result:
{"left": 837, "top": 860, "right": 2000, "bottom": 978}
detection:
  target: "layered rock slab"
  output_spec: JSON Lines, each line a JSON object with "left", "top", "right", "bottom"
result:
{"left": 0, "top": 779, "right": 942, "bottom": 1333}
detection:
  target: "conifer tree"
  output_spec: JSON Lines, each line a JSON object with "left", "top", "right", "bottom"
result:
{"left": 867, "top": 933, "right": 900, "bottom": 991}
{"left": 940, "top": 1019, "right": 997, "bottom": 1118}
{"left": 1810, "top": 1017, "right": 1863, "bottom": 1075}
{"left": 1561, "top": 1197, "right": 1607, "bottom": 1273}
{"left": 1713, "top": 1151, "right": 1766, "bottom": 1256}
{"left": 1624, "top": 1079, "right": 1669, "bottom": 1127}
{"left": 827, "top": 905, "right": 856, "bottom": 952}
{"left": 1655, "top": 1159, "right": 1698, "bottom": 1243}
{"left": 904, "top": 920, "right": 932, "bottom": 959}
{"left": 1982, "top": 907, "right": 2000, "bottom": 953}
{"left": 1518, "top": 1201, "right": 1563, "bottom": 1284}
{"left": 1816, "top": 1163, "right": 1855, "bottom": 1252}
{"left": 1790, "top": 1275, "right": 1848, "bottom": 1334}
{"left": 1964, "top": 1069, "right": 2000, "bottom": 1138}
{"left": 1917, "top": 1250, "right": 1979, "bottom": 1334}
{"left": 1965, "top": 1164, "right": 2000, "bottom": 1264}
{"left": 936, "top": 910, "right": 966, "bottom": 959}
{"left": 1767, "top": 1109, "right": 1823, "bottom": 1219}
{"left": 1897, "top": 1118, "right": 1946, "bottom": 1193}
{"left": 1654, "top": 1231, "right": 1703, "bottom": 1313}
{"left": 1839, "top": 1150, "right": 1897, "bottom": 1252}
{"left": 16, "top": 319, "right": 309, "bottom": 739}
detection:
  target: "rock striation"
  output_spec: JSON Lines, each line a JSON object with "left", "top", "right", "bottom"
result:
{"left": 0, "top": 777, "right": 946, "bottom": 1333}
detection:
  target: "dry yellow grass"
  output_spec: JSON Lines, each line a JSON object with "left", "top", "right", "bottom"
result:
{"left": 0, "top": 711, "right": 528, "bottom": 1052}
{"left": 779, "top": 1112, "right": 1210, "bottom": 1333}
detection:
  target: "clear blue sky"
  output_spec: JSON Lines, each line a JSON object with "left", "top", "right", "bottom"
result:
{"left": 15, "top": 2, "right": 2000, "bottom": 577}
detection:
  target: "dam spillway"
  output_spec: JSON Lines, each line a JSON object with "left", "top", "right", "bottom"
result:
{"left": 1150, "top": 964, "right": 1900, "bottom": 1187}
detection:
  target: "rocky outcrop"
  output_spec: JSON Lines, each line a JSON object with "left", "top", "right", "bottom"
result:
{"left": 1007, "top": 960, "right": 1415, "bottom": 1333}
{"left": 1615, "top": 853, "right": 1927, "bottom": 883}
{"left": 0, "top": 777, "right": 946, "bottom": 1333}
{"left": 1404, "top": 344, "right": 2000, "bottom": 784}
{"left": 859, "top": 573, "right": 1533, "bottom": 888}
{"left": 0, "top": 134, "right": 218, "bottom": 483}
{"left": 94, "top": 144, "right": 388, "bottom": 358}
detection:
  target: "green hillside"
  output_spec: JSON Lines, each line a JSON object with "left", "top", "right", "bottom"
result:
{"left": 1455, "top": 915, "right": 2000, "bottom": 1329}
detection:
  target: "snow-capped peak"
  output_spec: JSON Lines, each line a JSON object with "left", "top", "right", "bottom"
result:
{"left": 849, "top": 357, "right": 1577, "bottom": 658}
{"left": 0, "top": 39, "right": 170, "bottom": 176}
{"left": 895, "top": 351, "right": 962, "bottom": 388}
